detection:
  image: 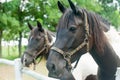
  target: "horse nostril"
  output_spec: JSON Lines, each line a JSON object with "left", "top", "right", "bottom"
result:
{"left": 51, "top": 64, "right": 56, "bottom": 72}
{"left": 47, "top": 63, "right": 56, "bottom": 72}
{"left": 23, "top": 58, "right": 28, "bottom": 65}
{"left": 24, "top": 58, "right": 27, "bottom": 62}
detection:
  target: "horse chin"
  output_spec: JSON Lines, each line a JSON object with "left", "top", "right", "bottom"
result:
{"left": 21, "top": 54, "right": 34, "bottom": 67}
{"left": 60, "top": 68, "right": 75, "bottom": 80}
{"left": 22, "top": 59, "right": 33, "bottom": 67}
{"left": 48, "top": 68, "right": 75, "bottom": 80}
{"left": 24, "top": 62, "right": 31, "bottom": 67}
{"left": 48, "top": 73, "right": 60, "bottom": 79}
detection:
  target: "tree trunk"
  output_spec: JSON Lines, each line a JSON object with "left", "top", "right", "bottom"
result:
{"left": 8, "top": 44, "right": 10, "bottom": 56}
{"left": 0, "top": 30, "right": 3, "bottom": 58}
{"left": 18, "top": 31, "right": 22, "bottom": 57}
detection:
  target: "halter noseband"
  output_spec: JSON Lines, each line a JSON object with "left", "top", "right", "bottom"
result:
{"left": 51, "top": 12, "right": 89, "bottom": 70}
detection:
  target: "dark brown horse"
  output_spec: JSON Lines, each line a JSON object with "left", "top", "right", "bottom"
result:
{"left": 21, "top": 21, "right": 55, "bottom": 67}
{"left": 46, "top": 0, "right": 120, "bottom": 80}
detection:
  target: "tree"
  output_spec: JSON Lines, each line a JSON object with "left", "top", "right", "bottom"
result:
{"left": 0, "top": 0, "right": 120, "bottom": 58}
{"left": 0, "top": 1, "right": 19, "bottom": 57}
{"left": 98, "top": 0, "right": 120, "bottom": 29}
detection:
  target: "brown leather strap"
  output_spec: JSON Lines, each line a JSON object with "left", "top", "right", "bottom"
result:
{"left": 51, "top": 47, "right": 64, "bottom": 55}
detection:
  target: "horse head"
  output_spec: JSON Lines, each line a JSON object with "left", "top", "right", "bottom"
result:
{"left": 46, "top": 0, "right": 110, "bottom": 80}
{"left": 21, "top": 21, "right": 52, "bottom": 67}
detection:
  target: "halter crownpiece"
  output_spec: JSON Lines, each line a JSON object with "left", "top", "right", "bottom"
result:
{"left": 51, "top": 11, "right": 90, "bottom": 70}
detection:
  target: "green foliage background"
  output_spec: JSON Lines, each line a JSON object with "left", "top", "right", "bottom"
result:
{"left": 0, "top": 0, "right": 120, "bottom": 58}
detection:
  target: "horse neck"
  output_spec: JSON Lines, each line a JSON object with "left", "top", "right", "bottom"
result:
{"left": 89, "top": 41, "right": 120, "bottom": 80}
{"left": 46, "top": 30, "right": 56, "bottom": 46}
{"left": 40, "top": 31, "right": 56, "bottom": 59}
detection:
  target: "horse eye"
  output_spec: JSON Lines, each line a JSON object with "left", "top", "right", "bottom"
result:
{"left": 69, "top": 26, "right": 76, "bottom": 32}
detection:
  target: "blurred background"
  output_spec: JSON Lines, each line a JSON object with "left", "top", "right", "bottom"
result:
{"left": 0, "top": 0, "right": 120, "bottom": 59}
{"left": 0, "top": 0, "right": 120, "bottom": 80}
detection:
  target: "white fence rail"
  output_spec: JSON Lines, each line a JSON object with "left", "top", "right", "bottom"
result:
{"left": 0, "top": 58, "right": 120, "bottom": 80}
{"left": 0, "top": 58, "right": 58, "bottom": 80}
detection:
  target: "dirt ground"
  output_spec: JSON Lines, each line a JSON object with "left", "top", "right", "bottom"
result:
{"left": 0, "top": 59, "right": 48, "bottom": 80}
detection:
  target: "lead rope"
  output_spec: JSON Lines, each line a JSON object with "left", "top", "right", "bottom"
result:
{"left": 72, "top": 57, "right": 80, "bottom": 71}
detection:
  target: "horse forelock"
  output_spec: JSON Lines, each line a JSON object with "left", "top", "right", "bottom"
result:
{"left": 58, "top": 9, "right": 74, "bottom": 29}
{"left": 28, "top": 27, "right": 42, "bottom": 42}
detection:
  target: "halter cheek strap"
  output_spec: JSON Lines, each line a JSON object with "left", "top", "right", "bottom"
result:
{"left": 33, "top": 30, "right": 51, "bottom": 64}
{"left": 51, "top": 12, "right": 89, "bottom": 70}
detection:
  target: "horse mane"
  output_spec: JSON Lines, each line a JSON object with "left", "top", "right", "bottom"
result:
{"left": 82, "top": 9, "right": 107, "bottom": 54}
{"left": 96, "top": 14, "right": 110, "bottom": 27}
{"left": 46, "top": 29, "right": 56, "bottom": 37}
{"left": 57, "top": 9, "right": 73, "bottom": 29}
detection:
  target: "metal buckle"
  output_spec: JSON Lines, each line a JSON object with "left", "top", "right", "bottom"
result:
{"left": 63, "top": 52, "right": 71, "bottom": 60}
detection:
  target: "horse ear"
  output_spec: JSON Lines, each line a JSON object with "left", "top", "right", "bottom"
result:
{"left": 58, "top": 1, "right": 66, "bottom": 13}
{"left": 68, "top": 0, "right": 78, "bottom": 14}
{"left": 37, "top": 21, "right": 44, "bottom": 32}
{"left": 27, "top": 22, "right": 33, "bottom": 30}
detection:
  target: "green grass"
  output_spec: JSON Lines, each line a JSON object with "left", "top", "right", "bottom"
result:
{"left": 2, "top": 45, "right": 26, "bottom": 60}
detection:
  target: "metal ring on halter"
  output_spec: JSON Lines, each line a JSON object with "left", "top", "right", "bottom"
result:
{"left": 63, "top": 52, "right": 71, "bottom": 60}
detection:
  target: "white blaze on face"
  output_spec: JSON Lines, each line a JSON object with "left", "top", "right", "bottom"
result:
{"left": 29, "top": 36, "right": 33, "bottom": 42}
